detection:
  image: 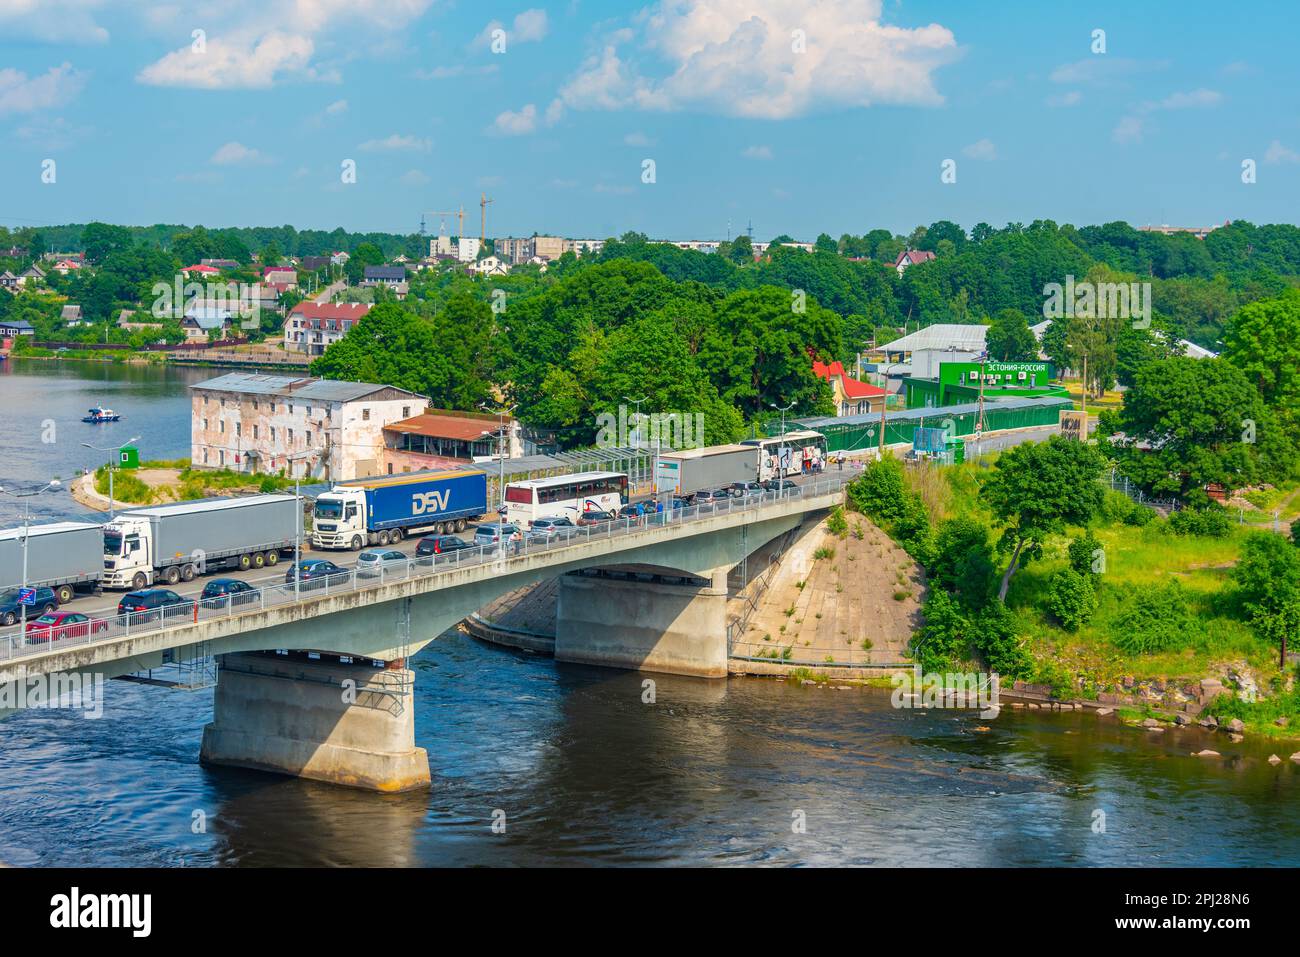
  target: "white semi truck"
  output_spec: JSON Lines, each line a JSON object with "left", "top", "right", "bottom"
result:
{"left": 101, "top": 495, "right": 299, "bottom": 591}
{"left": 0, "top": 521, "right": 104, "bottom": 604}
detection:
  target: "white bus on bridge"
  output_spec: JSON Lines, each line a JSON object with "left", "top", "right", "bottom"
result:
{"left": 740, "top": 431, "right": 827, "bottom": 482}
{"left": 504, "top": 471, "right": 629, "bottom": 527}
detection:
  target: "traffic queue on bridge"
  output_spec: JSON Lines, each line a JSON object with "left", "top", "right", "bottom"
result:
{"left": 0, "top": 431, "right": 831, "bottom": 643}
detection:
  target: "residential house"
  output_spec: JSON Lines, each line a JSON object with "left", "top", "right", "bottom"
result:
{"left": 383, "top": 409, "right": 523, "bottom": 474}
{"left": 812, "top": 359, "right": 888, "bottom": 416}
{"left": 199, "top": 258, "right": 241, "bottom": 270}
{"left": 262, "top": 266, "right": 297, "bottom": 288}
{"left": 283, "top": 301, "right": 372, "bottom": 355}
{"left": 300, "top": 255, "right": 331, "bottom": 272}
{"left": 0, "top": 246, "right": 28, "bottom": 260}
{"left": 467, "top": 255, "right": 508, "bottom": 277}
{"left": 330, "top": 251, "right": 350, "bottom": 266}
{"left": 892, "top": 249, "right": 936, "bottom": 275}
{"left": 181, "top": 301, "right": 237, "bottom": 340}
{"left": 361, "top": 265, "right": 409, "bottom": 299}
{"left": 0, "top": 320, "right": 35, "bottom": 336}
{"left": 182, "top": 263, "right": 221, "bottom": 278}
{"left": 19, "top": 265, "right": 45, "bottom": 288}
{"left": 60, "top": 304, "right": 84, "bottom": 326}
{"left": 189, "top": 373, "right": 428, "bottom": 480}
{"left": 0, "top": 271, "right": 17, "bottom": 292}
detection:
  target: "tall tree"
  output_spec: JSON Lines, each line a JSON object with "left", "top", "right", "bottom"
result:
{"left": 981, "top": 436, "right": 1106, "bottom": 601}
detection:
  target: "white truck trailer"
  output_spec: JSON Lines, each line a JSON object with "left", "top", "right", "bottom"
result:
{"left": 654, "top": 444, "right": 759, "bottom": 498}
{"left": 0, "top": 521, "right": 104, "bottom": 604}
{"left": 102, "top": 495, "right": 299, "bottom": 590}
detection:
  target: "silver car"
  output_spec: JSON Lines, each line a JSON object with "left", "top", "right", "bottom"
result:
{"left": 356, "top": 548, "right": 407, "bottom": 578}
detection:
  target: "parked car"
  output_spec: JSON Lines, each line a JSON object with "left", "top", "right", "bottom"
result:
{"left": 200, "top": 578, "right": 258, "bottom": 609}
{"left": 577, "top": 509, "right": 618, "bottom": 527}
{"left": 729, "top": 482, "right": 765, "bottom": 497}
{"left": 25, "top": 611, "right": 108, "bottom": 643}
{"left": 416, "top": 534, "right": 472, "bottom": 557}
{"left": 474, "top": 523, "right": 521, "bottom": 547}
{"left": 284, "top": 559, "right": 347, "bottom": 589}
{"left": 116, "top": 588, "right": 189, "bottom": 624}
{"left": 0, "top": 586, "right": 58, "bottom": 626}
{"left": 762, "top": 478, "right": 798, "bottom": 493}
{"left": 356, "top": 548, "right": 408, "bottom": 578}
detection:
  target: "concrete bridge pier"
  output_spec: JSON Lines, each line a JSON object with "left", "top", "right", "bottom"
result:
{"left": 200, "top": 651, "right": 430, "bottom": 792}
{"left": 554, "top": 567, "right": 730, "bottom": 678}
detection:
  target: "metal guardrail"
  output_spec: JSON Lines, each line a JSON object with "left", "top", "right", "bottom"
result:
{"left": 0, "top": 475, "right": 851, "bottom": 666}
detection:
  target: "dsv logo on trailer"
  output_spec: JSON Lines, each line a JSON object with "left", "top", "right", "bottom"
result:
{"left": 411, "top": 490, "right": 450, "bottom": 516}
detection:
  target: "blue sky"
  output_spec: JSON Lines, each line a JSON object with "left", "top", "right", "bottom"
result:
{"left": 1, "top": 0, "right": 1297, "bottom": 240}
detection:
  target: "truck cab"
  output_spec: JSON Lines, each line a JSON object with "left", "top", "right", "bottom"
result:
{"left": 311, "top": 488, "right": 367, "bottom": 550}
{"left": 102, "top": 517, "right": 154, "bottom": 590}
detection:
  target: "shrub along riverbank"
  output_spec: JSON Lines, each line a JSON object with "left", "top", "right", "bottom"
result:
{"left": 845, "top": 448, "right": 1300, "bottom": 738}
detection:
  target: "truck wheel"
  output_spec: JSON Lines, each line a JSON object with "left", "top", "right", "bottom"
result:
{"left": 377, "top": 529, "right": 391, "bottom": 545}
{"left": 265, "top": 551, "right": 279, "bottom": 566}
{"left": 181, "top": 564, "right": 196, "bottom": 582}
{"left": 56, "top": 584, "right": 74, "bottom": 604}
{"left": 164, "top": 566, "right": 181, "bottom": 585}
{"left": 252, "top": 552, "right": 266, "bottom": 568}
{"left": 132, "top": 572, "right": 148, "bottom": 590}
{"left": 455, "top": 518, "right": 466, "bottom": 533}
{"left": 390, "top": 528, "right": 403, "bottom": 543}
{"left": 238, "top": 554, "right": 252, "bottom": 570}
{"left": 351, "top": 536, "right": 364, "bottom": 551}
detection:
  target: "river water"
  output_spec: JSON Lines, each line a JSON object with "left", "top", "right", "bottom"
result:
{"left": 1, "top": 358, "right": 1298, "bottom": 867}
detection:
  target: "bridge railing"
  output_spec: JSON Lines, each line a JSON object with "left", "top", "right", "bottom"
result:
{"left": 0, "top": 474, "right": 853, "bottom": 665}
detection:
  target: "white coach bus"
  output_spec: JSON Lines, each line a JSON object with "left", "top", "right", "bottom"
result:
{"left": 739, "top": 431, "right": 828, "bottom": 482}
{"left": 503, "top": 471, "right": 629, "bottom": 526}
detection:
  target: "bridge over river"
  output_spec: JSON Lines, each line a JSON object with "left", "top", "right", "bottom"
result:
{"left": 0, "top": 478, "right": 846, "bottom": 791}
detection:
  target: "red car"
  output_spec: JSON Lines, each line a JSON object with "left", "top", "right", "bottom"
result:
{"left": 25, "top": 611, "right": 109, "bottom": 643}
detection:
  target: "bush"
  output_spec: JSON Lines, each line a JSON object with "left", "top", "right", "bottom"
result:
{"left": 1046, "top": 568, "right": 1097, "bottom": 631}
{"left": 826, "top": 506, "right": 848, "bottom": 538}
{"left": 1111, "top": 581, "right": 1203, "bottom": 654}
{"left": 1068, "top": 531, "right": 1103, "bottom": 575}
{"left": 847, "top": 456, "right": 910, "bottom": 523}
{"left": 1167, "top": 506, "right": 1233, "bottom": 538}
{"left": 1125, "top": 503, "right": 1155, "bottom": 526}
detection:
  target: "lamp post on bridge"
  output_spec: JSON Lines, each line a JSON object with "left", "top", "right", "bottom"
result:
{"left": 770, "top": 401, "right": 795, "bottom": 495}
{"left": 82, "top": 435, "right": 140, "bottom": 520}
{"left": 624, "top": 394, "right": 659, "bottom": 502}
{"left": 478, "top": 401, "right": 516, "bottom": 514}
{"left": 0, "top": 479, "right": 63, "bottom": 634}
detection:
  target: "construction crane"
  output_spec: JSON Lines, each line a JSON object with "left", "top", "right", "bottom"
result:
{"left": 479, "top": 193, "right": 494, "bottom": 245}
{"left": 421, "top": 208, "right": 465, "bottom": 253}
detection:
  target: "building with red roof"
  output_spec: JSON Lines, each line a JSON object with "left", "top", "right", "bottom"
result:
{"left": 892, "top": 249, "right": 936, "bottom": 274}
{"left": 813, "top": 358, "right": 888, "bottom": 416}
{"left": 284, "top": 301, "right": 373, "bottom": 355}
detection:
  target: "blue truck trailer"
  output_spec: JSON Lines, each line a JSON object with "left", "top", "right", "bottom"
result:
{"left": 310, "top": 469, "right": 489, "bottom": 550}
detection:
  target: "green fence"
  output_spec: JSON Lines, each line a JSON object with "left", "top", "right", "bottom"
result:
{"left": 773, "top": 396, "right": 1074, "bottom": 454}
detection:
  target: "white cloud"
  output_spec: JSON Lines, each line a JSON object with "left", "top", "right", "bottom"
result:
{"left": 210, "top": 141, "right": 265, "bottom": 165}
{"left": 138, "top": 32, "right": 315, "bottom": 89}
{"left": 1049, "top": 57, "right": 1167, "bottom": 86}
{"left": 0, "top": 0, "right": 109, "bottom": 44}
{"left": 492, "top": 104, "right": 538, "bottom": 135}
{"left": 400, "top": 169, "right": 431, "bottom": 186}
{"left": 137, "top": 1, "right": 437, "bottom": 89}
{"left": 555, "top": 0, "right": 958, "bottom": 120}
{"left": 325, "top": 98, "right": 348, "bottom": 114}
{"left": 0, "top": 63, "right": 86, "bottom": 116}
{"left": 1046, "top": 91, "right": 1082, "bottom": 108}
{"left": 961, "top": 138, "right": 996, "bottom": 161}
{"left": 415, "top": 64, "right": 499, "bottom": 80}
{"left": 475, "top": 9, "right": 549, "bottom": 49}
{"left": 742, "top": 145, "right": 773, "bottom": 160}
{"left": 1112, "top": 116, "right": 1143, "bottom": 144}
{"left": 1149, "top": 88, "right": 1222, "bottom": 110}
{"left": 624, "top": 131, "right": 654, "bottom": 147}
{"left": 358, "top": 134, "right": 432, "bottom": 151}
{"left": 15, "top": 116, "right": 90, "bottom": 150}
{"left": 1265, "top": 140, "right": 1300, "bottom": 165}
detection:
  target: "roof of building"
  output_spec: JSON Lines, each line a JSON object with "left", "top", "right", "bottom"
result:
{"left": 882, "top": 324, "right": 987, "bottom": 354}
{"left": 384, "top": 412, "right": 508, "bottom": 443}
{"left": 1, "top": 319, "right": 35, "bottom": 330}
{"left": 191, "top": 372, "right": 426, "bottom": 403}
{"left": 60, "top": 305, "right": 82, "bottom": 320}
{"left": 894, "top": 249, "right": 936, "bottom": 268}
{"left": 183, "top": 264, "right": 220, "bottom": 274}
{"left": 812, "top": 359, "right": 887, "bottom": 399}
{"left": 364, "top": 265, "right": 406, "bottom": 281}
{"left": 290, "top": 301, "right": 372, "bottom": 321}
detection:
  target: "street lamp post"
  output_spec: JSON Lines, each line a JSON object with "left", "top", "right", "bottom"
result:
{"left": 284, "top": 449, "right": 317, "bottom": 603}
{"left": 771, "top": 401, "right": 795, "bottom": 492}
{"left": 82, "top": 435, "right": 140, "bottom": 520}
{"left": 479, "top": 401, "right": 516, "bottom": 512}
{"left": 0, "top": 480, "right": 63, "bottom": 634}
{"left": 624, "top": 394, "right": 656, "bottom": 497}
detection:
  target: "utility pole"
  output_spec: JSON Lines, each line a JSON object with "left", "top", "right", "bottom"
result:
{"left": 625, "top": 395, "right": 654, "bottom": 494}
{"left": 1080, "top": 352, "right": 1089, "bottom": 418}
{"left": 480, "top": 401, "right": 516, "bottom": 511}
{"left": 975, "top": 350, "right": 988, "bottom": 457}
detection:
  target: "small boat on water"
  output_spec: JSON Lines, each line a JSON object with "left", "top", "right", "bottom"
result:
{"left": 82, "top": 406, "right": 121, "bottom": 423}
